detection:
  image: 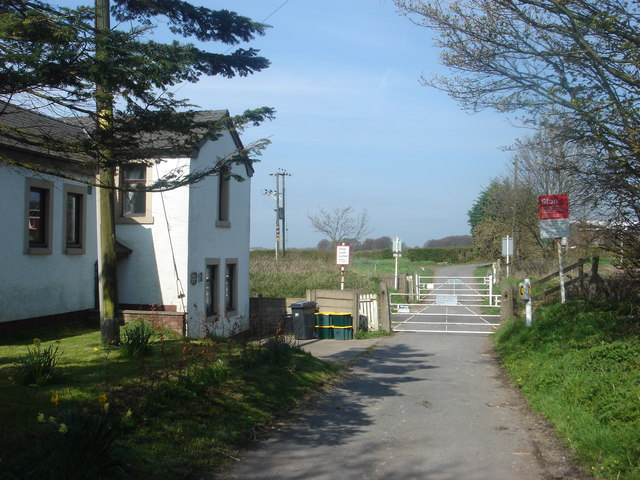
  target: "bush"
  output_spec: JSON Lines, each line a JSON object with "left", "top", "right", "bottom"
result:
{"left": 121, "top": 319, "right": 155, "bottom": 357}
{"left": 15, "top": 338, "right": 62, "bottom": 386}
{"left": 240, "top": 337, "right": 302, "bottom": 369}
{"left": 405, "top": 247, "right": 474, "bottom": 263}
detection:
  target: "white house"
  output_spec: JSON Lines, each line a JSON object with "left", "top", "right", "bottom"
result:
{"left": 0, "top": 105, "right": 253, "bottom": 338}
{"left": 115, "top": 110, "right": 253, "bottom": 338}
{"left": 0, "top": 104, "right": 98, "bottom": 335}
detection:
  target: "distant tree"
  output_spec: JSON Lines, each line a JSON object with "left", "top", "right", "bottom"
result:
{"left": 307, "top": 207, "right": 371, "bottom": 246}
{"left": 424, "top": 235, "right": 472, "bottom": 248}
{"left": 359, "top": 236, "right": 392, "bottom": 251}
{"left": 468, "top": 178, "right": 542, "bottom": 260}
{"left": 316, "top": 239, "right": 332, "bottom": 250}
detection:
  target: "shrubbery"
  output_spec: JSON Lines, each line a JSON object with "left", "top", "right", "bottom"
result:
{"left": 405, "top": 246, "right": 474, "bottom": 263}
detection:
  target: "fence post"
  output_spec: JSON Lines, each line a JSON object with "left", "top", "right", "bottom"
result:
{"left": 500, "top": 284, "right": 515, "bottom": 321}
{"left": 379, "top": 282, "right": 392, "bottom": 332}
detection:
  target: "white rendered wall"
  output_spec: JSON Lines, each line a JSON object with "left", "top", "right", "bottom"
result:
{"left": 116, "top": 159, "right": 190, "bottom": 309}
{"left": 186, "top": 133, "right": 252, "bottom": 338}
{"left": 0, "top": 166, "right": 98, "bottom": 323}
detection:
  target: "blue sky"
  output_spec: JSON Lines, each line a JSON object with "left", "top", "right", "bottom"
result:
{"left": 59, "top": 0, "right": 524, "bottom": 248}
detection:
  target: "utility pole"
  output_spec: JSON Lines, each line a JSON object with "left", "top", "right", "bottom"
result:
{"left": 280, "top": 170, "right": 291, "bottom": 255}
{"left": 265, "top": 169, "right": 291, "bottom": 258}
{"left": 95, "top": 0, "right": 120, "bottom": 344}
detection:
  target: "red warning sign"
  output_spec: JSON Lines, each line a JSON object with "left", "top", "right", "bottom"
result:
{"left": 538, "top": 194, "right": 569, "bottom": 220}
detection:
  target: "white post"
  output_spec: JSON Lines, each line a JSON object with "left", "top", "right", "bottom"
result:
{"left": 340, "top": 265, "right": 345, "bottom": 291}
{"left": 488, "top": 275, "right": 493, "bottom": 305}
{"left": 506, "top": 235, "right": 511, "bottom": 278}
{"left": 394, "top": 255, "right": 399, "bottom": 290}
{"left": 557, "top": 238, "right": 566, "bottom": 303}
{"left": 525, "top": 278, "right": 532, "bottom": 326}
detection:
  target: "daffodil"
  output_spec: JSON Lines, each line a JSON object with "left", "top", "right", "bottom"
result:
{"left": 48, "top": 416, "right": 56, "bottom": 423}
{"left": 50, "top": 394, "right": 60, "bottom": 405}
{"left": 58, "top": 423, "right": 68, "bottom": 433}
{"left": 98, "top": 393, "right": 108, "bottom": 407}
{"left": 32, "top": 338, "right": 41, "bottom": 346}
{"left": 36, "top": 413, "right": 45, "bottom": 423}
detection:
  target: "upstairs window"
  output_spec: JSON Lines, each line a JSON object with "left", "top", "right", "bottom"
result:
{"left": 122, "top": 164, "right": 147, "bottom": 215}
{"left": 216, "top": 173, "right": 230, "bottom": 227}
{"left": 117, "top": 164, "right": 153, "bottom": 224}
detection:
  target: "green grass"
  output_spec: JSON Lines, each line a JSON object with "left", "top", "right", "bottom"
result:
{"left": 494, "top": 300, "right": 640, "bottom": 480}
{"left": 354, "top": 329, "right": 394, "bottom": 340}
{"left": 250, "top": 250, "right": 437, "bottom": 298}
{"left": 0, "top": 324, "right": 340, "bottom": 479}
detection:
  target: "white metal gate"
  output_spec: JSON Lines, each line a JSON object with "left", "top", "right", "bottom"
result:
{"left": 391, "top": 275, "right": 501, "bottom": 334}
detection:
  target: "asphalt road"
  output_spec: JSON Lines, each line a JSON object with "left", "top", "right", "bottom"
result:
{"left": 217, "top": 264, "right": 586, "bottom": 480}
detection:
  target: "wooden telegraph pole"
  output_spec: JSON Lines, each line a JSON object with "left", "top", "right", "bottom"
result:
{"left": 96, "top": 0, "right": 120, "bottom": 344}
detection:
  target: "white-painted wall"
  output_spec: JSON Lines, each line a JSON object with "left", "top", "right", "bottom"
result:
{"left": 116, "top": 159, "right": 190, "bottom": 309}
{"left": 186, "top": 133, "right": 252, "bottom": 338}
{"left": 115, "top": 130, "right": 252, "bottom": 338}
{"left": 0, "top": 166, "right": 98, "bottom": 323}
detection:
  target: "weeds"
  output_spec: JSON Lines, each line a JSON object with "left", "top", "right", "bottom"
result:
{"left": 121, "top": 319, "right": 155, "bottom": 358}
{"left": 15, "top": 338, "right": 62, "bottom": 386}
{"left": 30, "top": 403, "right": 130, "bottom": 480}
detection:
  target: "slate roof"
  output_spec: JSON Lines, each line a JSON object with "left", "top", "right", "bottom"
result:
{"left": 0, "top": 102, "right": 91, "bottom": 163}
{"left": 0, "top": 103, "right": 248, "bottom": 173}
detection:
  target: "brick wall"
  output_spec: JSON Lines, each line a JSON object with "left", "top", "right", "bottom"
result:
{"left": 122, "top": 310, "right": 186, "bottom": 336}
{"left": 249, "top": 296, "right": 304, "bottom": 336}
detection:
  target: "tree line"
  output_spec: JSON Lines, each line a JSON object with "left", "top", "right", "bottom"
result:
{"left": 394, "top": 0, "right": 640, "bottom": 273}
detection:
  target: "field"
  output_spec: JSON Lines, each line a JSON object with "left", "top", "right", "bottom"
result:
{"left": 250, "top": 249, "right": 434, "bottom": 297}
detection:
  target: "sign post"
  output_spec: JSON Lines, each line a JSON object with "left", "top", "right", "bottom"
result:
{"left": 502, "top": 236, "right": 514, "bottom": 277}
{"left": 336, "top": 244, "right": 350, "bottom": 291}
{"left": 539, "top": 194, "right": 570, "bottom": 303}
{"left": 393, "top": 236, "right": 402, "bottom": 290}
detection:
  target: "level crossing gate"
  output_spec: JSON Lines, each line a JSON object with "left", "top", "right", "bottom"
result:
{"left": 391, "top": 274, "right": 501, "bottom": 334}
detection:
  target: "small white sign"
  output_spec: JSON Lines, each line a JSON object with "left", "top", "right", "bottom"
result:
{"left": 398, "top": 305, "right": 410, "bottom": 313}
{"left": 436, "top": 294, "right": 458, "bottom": 305}
{"left": 540, "top": 218, "right": 570, "bottom": 239}
{"left": 502, "top": 237, "right": 514, "bottom": 256}
{"left": 336, "top": 245, "right": 350, "bottom": 265}
{"left": 426, "top": 283, "right": 435, "bottom": 290}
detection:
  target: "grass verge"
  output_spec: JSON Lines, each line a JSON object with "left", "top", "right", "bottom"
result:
{"left": 0, "top": 324, "right": 340, "bottom": 479}
{"left": 494, "top": 300, "right": 640, "bottom": 480}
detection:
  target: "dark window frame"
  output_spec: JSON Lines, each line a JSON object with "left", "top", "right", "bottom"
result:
{"left": 25, "top": 178, "right": 53, "bottom": 255}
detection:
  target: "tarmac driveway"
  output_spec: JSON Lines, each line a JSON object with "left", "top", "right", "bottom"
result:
{"left": 217, "top": 265, "right": 587, "bottom": 480}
